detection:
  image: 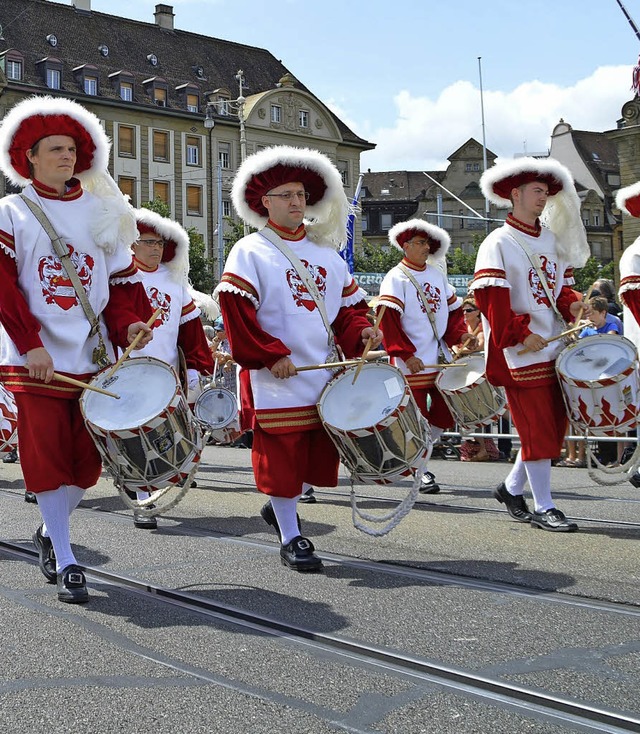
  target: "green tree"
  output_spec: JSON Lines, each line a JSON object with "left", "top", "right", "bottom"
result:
{"left": 573, "top": 257, "right": 615, "bottom": 294}
{"left": 142, "top": 199, "right": 215, "bottom": 292}
{"left": 354, "top": 238, "right": 401, "bottom": 273}
{"left": 446, "top": 234, "right": 483, "bottom": 274}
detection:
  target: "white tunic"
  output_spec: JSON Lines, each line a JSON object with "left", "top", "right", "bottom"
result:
{"left": 472, "top": 222, "right": 573, "bottom": 376}
{"left": 378, "top": 261, "right": 460, "bottom": 377}
{"left": 619, "top": 238, "right": 640, "bottom": 353}
{"left": 134, "top": 262, "right": 200, "bottom": 372}
{"left": 0, "top": 184, "right": 135, "bottom": 375}
{"left": 216, "top": 230, "right": 365, "bottom": 412}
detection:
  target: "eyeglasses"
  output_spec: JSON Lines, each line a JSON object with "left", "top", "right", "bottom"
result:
{"left": 265, "top": 191, "right": 310, "bottom": 202}
{"left": 137, "top": 239, "right": 166, "bottom": 248}
{"left": 462, "top": 308, "right": 478, "bottom": 314}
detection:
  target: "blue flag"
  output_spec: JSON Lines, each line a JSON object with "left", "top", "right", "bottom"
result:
{"left": 341, "top": 173, "right": 364, "bottom": 275}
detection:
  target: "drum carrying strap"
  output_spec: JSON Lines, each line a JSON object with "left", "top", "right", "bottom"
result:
{"left": 259, "top": 226, "right": 343, "bottom": 364}
{"left": 19, "top": 194, "right": 111, "bottom": 369}
{"left": 398, "top": 264, "right": 453, "bottom": 363}
{"left": 508, "top": 230, "right": 567, "bottom": 331}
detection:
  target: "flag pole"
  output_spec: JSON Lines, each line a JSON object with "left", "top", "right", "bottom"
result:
{"left": 478, "top": 56, "right": 490, "bottom": 235}
{"left": 343, "top": 171, "right": 364, "bottom": 275}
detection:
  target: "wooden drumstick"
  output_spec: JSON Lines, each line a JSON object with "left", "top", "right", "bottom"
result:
{"left": 352, "top": 305, "right": 386, "bottom": 385}
{"left": 516, "top": 322, "right": 586, "bottom": 356}
{"left": 52, "top": 372, "right": 120, "bottom": 398}
{"left": 105, "top": 307, "right": 161, "bottom": 379}
{"left": 296, "top": 359, "right": 362, "bottom": 372}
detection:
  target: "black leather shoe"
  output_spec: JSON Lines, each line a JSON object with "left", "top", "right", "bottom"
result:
{"left": 419, "top": 471, "right": 440, "bottom": 494}
{"left": 260, "top": 501, "right": 301, "bottom": 539}
{"left": 630, "top": 472, "right": 640, "bottom": 489}
{"left": 530, "top": 508, "right": 578, "bottom": 532}
{"left": 24, "top": 491, "right": 37, "bottom": 504}
{"left": 280, "top": 535, "right": 323, "bottom": 572}
{"left": 57, "top": 564, "right": 89, "bottom": 604}
{"left": 133, "top": 510, "right": 158, "bottom": 530}
{"left": 298, "top": 487, "right": 317, "bottom": 504}
{"left": 2, "top": 448, "right": 18, "bottom": 463}
{"left": 32, "top": 524, "right": 56, "bottom": 583}
{"left": 493, "top": 483, "right": 533, "bottom": 523}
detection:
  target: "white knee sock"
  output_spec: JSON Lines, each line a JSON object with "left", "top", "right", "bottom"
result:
{"left": 505, "top": 450, "right": 527, "bottom": 495}
{"left": 42, "top": 485, "right": 85, "bottom": 540}
{"left": 37, "top": 485, "right": 77, "bottom": 573}
{"left": 523, "top": 459, "right": 554, "bottom": 512}
{"left": 270, "top": 495, "right": 302, "bottom": 545}
{"left": 136, "top": 491, "right": 151, "bottom": 501}
{"left": 66, "top": 485, "right": 85, "bottom": 514}
{"left": 302, "top": 482, "right": 313, "bottom": 493}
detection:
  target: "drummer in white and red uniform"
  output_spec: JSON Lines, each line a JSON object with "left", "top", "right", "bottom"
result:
{"left": 128, "top": 208, "right": 215, "bottom": 528}
{"left": 377, "top": 219, "right": 473, "bottom": 494}
{"left": 0, "top": 96, "right": 153, "bottom": 603}
{"left": 616, "top": 183, "right": 640, "bottom": 343}
{"left": 471, "top": 157, "right": 590, "bottom": 532}
{"left": 215, "top": 145, "right": 382, "bottom": 572}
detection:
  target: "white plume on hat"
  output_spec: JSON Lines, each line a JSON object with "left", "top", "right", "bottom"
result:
{"left": 231, "top": 145, "right": 351, "bottom": 249}
{"left": 388, "top": 219, "right": 451, "bottom": 264}
{"left": 134, "top": 207, "right": 190, "bottom": 282}
{"left": 188, "top": 286, "right": 220, "bottom": 321}
{"left": 481, "top": 156, "right": 590, "bottom": 268}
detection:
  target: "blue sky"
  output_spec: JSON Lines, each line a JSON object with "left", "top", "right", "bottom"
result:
{"left": 50, "top": 0, "right": 640, "bottom": 170}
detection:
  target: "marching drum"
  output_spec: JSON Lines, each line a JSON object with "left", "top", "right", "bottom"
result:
{"left": 193, "top": 386, "right": 241, "bottom": 444}
{"left": 556, "top": 334, "right": 640, "bottom": 436}
{"left": 435, "top": 354, "right": 506, "bottom": 429}
{"left": 0, "top": 384, "right": 17, "bottom": 458}
{"left": 80, "top": 356, "right": 203, "bottom": 496}
{"left": 317, "top": 361, "right": 431, "bottom": 485}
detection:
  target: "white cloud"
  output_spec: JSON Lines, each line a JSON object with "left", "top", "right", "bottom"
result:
{"left": 355, "top": 66, "right": 633, "bottom": 172}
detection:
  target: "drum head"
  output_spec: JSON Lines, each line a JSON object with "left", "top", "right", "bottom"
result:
{"left": 436, "top": 354, "right": 485, "bottom": 391}
{"left": 318, "top": 362, "right": 405, "bottom": 431}
{"left": 557, "top": 335, "right": 636, "bottom": 381}
{"left": 82, "top": 357, "right": 178, "bottom": 430}
{"left": 194, "top": 387, "right": 237, "bottom": 428}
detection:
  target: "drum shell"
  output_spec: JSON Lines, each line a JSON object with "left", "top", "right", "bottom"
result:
{"left": 80, "top": 356, "right": 202, "bottom": 492}
{"left": 194, "top": 386, "right": 241, "bottom": 443}
{"left": 555, "top": 334, "right": 639, "bottom": 436}
{"left": 435, "top": 354, "right": 506, "bottom": 429}
{"left": 317, "top": 362, "right": 431, "bottom": 484}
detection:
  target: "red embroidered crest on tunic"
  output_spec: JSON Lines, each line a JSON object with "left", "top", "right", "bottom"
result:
{"left": 286, "top": 260, "right": 327, "bottom": 311}
{"left": 38, "top": 246, "right": 94, "bottom": 311}
{"left": 528, "top": 255, "right": 556, "bottom": 306}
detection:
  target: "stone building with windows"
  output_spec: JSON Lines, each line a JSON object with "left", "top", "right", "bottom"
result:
{"left": 0, "top": 0, "right": 373, "bottom": 280}
{"left": 361, "top": 139, "right": 498, "bottom": 254}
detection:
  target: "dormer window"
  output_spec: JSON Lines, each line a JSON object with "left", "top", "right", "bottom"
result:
{"left": 143, "top": 77, "right": 169, "bottom": 107}
{"left": 73, "top": 64, "right": 100, "bottom": 96}
{"left": 36, "top": 57, "right": 63, "bottom": 90}
{"left": 176, "top": 83, "right": 200, "bottom": 113}
{"left": 109, "top": 70, "right": 135, "bottom": 102}
{"left": 208, "top": 88, "right": 232, "bottom": 116}
{"left": 0, "top": 50, "right": 24, "bottom": 81}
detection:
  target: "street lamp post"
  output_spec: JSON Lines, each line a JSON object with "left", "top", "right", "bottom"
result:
{"left": 203, "top": 104, "right": 220, "bottom": 284}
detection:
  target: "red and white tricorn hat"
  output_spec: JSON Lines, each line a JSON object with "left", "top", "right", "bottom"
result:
{"left": 388, "top": 219, "right": 450, "bottom": 264}
{"left": 134, "top": 208, "right": 190, "bottom": 282}
{"left": 481, "top": 156, "right": 589, "bottom": 267}
{"left": 0, "top": 95, "right": 109, "bottom": 187}
{"left": 616, "top": 182, "right": 640, "bottom": 217}
{"left": 231, "top": 145, "right": 350, "bottom": 248}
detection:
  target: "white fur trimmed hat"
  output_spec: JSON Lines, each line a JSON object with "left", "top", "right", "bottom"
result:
{"left": 480, "top": 156, "right": 575, "bottom": 208}
{"left": 231, "top": 145, "right": 350, "bottom": 247}
{"left": 616, "top": 181, "right": 640, "bottom": 217}
{"left": 0, "top": 95, "right": 110, "bottom": 187}
{"left": 134, "top": 208, "right": 190, "bottom": 281}
{"left": 388, "top": 219, "right": 451, "bottom": 262}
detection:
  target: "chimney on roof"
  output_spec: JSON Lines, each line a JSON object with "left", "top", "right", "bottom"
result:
{"left": 154, "top": 4, "right": 175, "bottom": 29}
{"left": 73, "top": 0, "right": 91, "bottom": 10}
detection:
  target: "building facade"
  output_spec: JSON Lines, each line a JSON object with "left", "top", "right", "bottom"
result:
{"left": 0, "top": 0, "right": 373, "bottom": 281}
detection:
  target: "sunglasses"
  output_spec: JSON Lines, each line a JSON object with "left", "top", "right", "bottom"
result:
{"left": 462, "top": 308, "right": 478, "bottom": 314}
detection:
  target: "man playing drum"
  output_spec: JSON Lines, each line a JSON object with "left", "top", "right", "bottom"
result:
{"left": 0, "top": 96, "right": 154, "bottom": 602}
{"left": 471, "top": 157, "right": 590, "bottom": 532}
{"left": 215, "top": 146, "right": 382, "bottom": 572}
{"left": 377, "top": 219, "right": 474, "bottom": 493}
{"left": 128, "top": 208, "right": 215, "bottom": 529}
